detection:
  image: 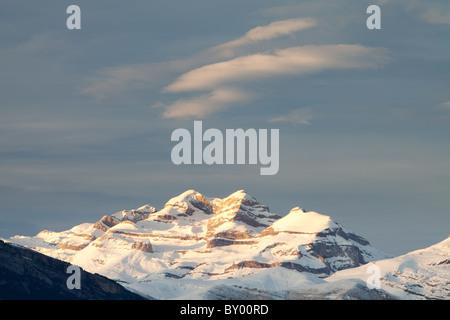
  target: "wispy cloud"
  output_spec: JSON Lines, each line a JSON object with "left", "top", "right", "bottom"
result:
{"left": 420, "top": 8, "right": 450, "bottom": 25}
{"left": 162, "top": 88, "right": 250, "bottom": 119}
{"left": 270, "top": 108, "right": 313, "bottom": 125}
{"left": 80, "top": 17, "right": 317, "bottom": 99}
{"left": 210, "top": 18, "right": 317, "bottom": 58}
{"left": 232, "top": 18, "right": 317, "bottom": 43}
{"left": 80, "top": 60, "right": 193, "bottom": 99}
{"left": 437, "top": 101, "right": 450, "bottom": 109}
{"left": 162, "top": 44, "right": 388, "bottom": 118}
{"left": 406, "top": 1, "right": 450, "bottom": 25}
{"left": 165, "top": 45, "right": 388, "bottom": 93}
{"left": 80, "top": 15, "right": 389, "bottom": 120}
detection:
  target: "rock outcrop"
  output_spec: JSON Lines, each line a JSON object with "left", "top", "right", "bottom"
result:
{"left": 0, "top": 240, "right": 146, "bottom": 300}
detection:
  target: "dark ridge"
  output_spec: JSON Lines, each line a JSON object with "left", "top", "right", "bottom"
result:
{"left": 0, "top": 240, "right": 148, "bottom": 300}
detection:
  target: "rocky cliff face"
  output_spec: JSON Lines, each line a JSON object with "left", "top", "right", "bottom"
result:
{"left": 0, "top": 240, "right": 146, "bottom": 300}
{"left": 8, "top": 190, "right": 390, "bottom": 299}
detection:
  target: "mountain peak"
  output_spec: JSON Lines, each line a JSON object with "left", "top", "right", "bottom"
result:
{"left": 228, "top": 189, "right": 248, "bottom": 197}
{"left": 165, "top": 189, "right": 200, "bottom": 204}
{"left": 224, "top": 190, "right": 257, "bottom": 202}
{"left": 289, "top": 206, "right": 305, "bottom": 213}
{"left": 136, "top": 204, "right": 156, "bottom": 213}
{"left": 164, "top": 189, "right": 209, "bottom": 209}
{"left": 270, "top": 208, "right": 337, "bottom": 234}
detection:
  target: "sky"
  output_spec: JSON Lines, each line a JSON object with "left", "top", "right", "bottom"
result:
{"left": 0, "top": 0, "right": 449, "bottom": 255}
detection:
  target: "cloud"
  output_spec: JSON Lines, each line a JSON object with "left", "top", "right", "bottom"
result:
{"left": 210, "top": 18, "right": 317, "bottom": 57}
{"left": 237, "top": 18, "right": 317, "bottom": 43}
{"left": 162, "top": 88, "right": 250, "bottom": 119}
{"left": 162, "top": 44, "right": 388, "bottom": 119}
{"left": 165, "top": 44, "right": 389, "bottom": 93}
{"left": 80, "top": 60, "right": 193, "bottom": 99}
{"left": 420, "top": 8, "right": 450, "bottom": 25}
{"left": 437, "top": 101, "right": 450, "bottom": 109}
{"left": 80, "top": 17, "right": 317, "bottom": 98}
{"left": 407, "top": 1, "right": 450, "bottom": 25}
{"left": 270, "top": 108, "right": 313, "bottom": 125}
{"left": 79, "top": 15, "right": 388, "bottom": 120}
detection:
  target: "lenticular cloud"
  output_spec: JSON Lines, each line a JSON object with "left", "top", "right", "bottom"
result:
{"left": 162, "top": 44, "right": 389, "bottom": 118}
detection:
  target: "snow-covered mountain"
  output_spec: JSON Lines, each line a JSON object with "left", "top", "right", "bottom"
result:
{"left": 326, "top": 236, "right": 450, "bottom": 300}
{"left": 7, "top": 189, "right": 393, "bottom": 299}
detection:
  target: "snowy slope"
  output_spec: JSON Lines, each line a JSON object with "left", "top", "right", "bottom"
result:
{"left": 286, "top": 279, "right": 395, "bottom": 300}
{"left": 326, "top": 236, "right": 450, "bottom": 300}
{"left": 7, "top": 189, "right": 392, "bottom": 299}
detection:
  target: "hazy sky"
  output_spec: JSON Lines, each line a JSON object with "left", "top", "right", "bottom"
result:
{"left": 1, "top": 0, "right": 449, "bottom": 255}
